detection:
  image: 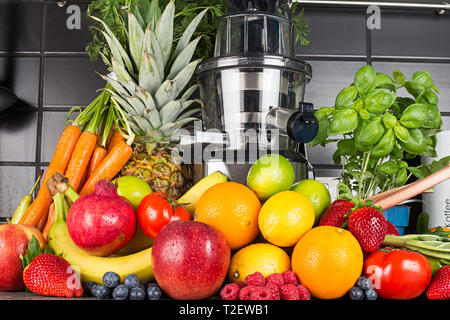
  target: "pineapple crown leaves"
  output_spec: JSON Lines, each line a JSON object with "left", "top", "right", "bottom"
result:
{"left": 20, "top": 236, "right": 54, "bottom": 270}
{"left": 92, "top": 0, "right": 206, "bottom": 144}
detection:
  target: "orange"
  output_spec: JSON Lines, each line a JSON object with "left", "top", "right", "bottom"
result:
{"left": 228, "top": 243, "right": 291, "bottom": 283}
{"left": 291, "top": 226, "right": 363, "bottom": 300}
{"left": 258, "top": 191, "right": 315, "bottom": 247}
{"left": 195, "top": 182, "right": 261, "bottom": 250}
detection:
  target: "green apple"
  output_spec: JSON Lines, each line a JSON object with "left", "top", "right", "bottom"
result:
{"left": 113, "top": 176, "right": 152, "bottom": 210}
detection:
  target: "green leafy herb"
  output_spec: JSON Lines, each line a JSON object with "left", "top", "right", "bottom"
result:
{"left": 310, "top": 65, "right": 444, "bottom": 199}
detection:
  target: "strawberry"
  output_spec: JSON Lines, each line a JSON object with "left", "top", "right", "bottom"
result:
{"left": 319, "top": 199, "right": 354, "bottom": 228}
{"left": 426, "top": 265, "right": 450, "bottom": 300}
{"left": 23, "top": 253, "right": 83, "bottom": 298}
{"left": 386, "top": 220, "right": 400, "bottom": 236}
{"left": 348, "top": 207, "right": 387, "bottom": 253}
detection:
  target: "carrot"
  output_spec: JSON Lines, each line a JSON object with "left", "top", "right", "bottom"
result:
{"left": 86, "top": 146, "right": 108, "bottom": 178}
{"left": 107, "top": 129, "right": 125, "bottom": 152}
{"left": 79, "top": 140, "right": 132, "bottom": 196}
{"left": 105, "top": 128, "right": 116, "bottom": 150}
{"left": 64, "top": 131, "right": 97, "bottom": 192}
{"left": 36, "top": 207, "right": 49, "bottom": 232}
{"left": 42, "top": 202, "right": 55, "bottom": 241}
{"left": 19, "top": 125, "right": 82, "bottom": 226}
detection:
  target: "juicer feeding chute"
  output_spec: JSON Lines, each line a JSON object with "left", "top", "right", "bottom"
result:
{"left": 187, "top": 0, "right": 318, "bottom": 184}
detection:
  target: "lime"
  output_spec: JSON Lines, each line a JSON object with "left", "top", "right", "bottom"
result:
{"left": 247, "top": 154, "right": 295, "bottom": 202}
{"left": 113, "top": 176, "right": 152, "bottom": 210}
{"left": 291, "top": 179, "right": 331, "bottom": 223}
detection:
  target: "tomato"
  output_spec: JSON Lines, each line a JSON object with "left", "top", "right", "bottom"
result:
{"left": 137, "top": 192, "right": 191, "bottom": 239}
{"left": 364, "top": 249, "right": 432, "bottom": 300}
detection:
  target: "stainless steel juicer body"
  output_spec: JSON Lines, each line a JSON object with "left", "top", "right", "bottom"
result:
{"left": 190, "top": 1, "right": 318, "bottom": 184}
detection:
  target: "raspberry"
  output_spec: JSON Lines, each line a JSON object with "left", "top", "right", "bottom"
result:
{"left": 220, "top": 283, "right": 240, "bottom": 300}
{"left": 264, "top": 283, "right": 281, "bottom": 300}
{"left": 250, "top": 287, "right": 272, "bottom": 300}
{"left": 239, "top": 286, "right": 255, "bottom": 300}
{"left": 282, "top": 271, "right": 299, "bottom": 286}
{"left": 266, "top": 273, "right": 285, "bottom": 286}
{"left": 245, "top": 272, "right": 265, "bottom": 287}
{"left": 280, "top": 284, "right": 300, "bottom": 300}
{"left": 236, "top": 282, "right": 246, "bottom": 289}
{"left": 297, "top": 284, "right": 311, "bottom": 300}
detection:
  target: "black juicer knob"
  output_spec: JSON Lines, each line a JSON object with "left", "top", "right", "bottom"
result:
{"left": 287, "top": 102, "right": 319, "bottom": 144}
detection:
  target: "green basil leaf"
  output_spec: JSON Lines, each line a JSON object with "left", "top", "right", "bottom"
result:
{"left": 429, "top": 156, "right": 450, "bottom": 173}
{"left": 355, "top": 117, "right": 385, "bottom": 148}
{"left": 359, "top": 108, "right": 370, "bottom": 120}
{"left": 399, "top": 128, "right": 428, "bottom": 155}
{"left": 412, "top": 70, "right": 434, "bottom": 90}
{"left": 393, "top": 69, "right": 406, "bottom": 86}
{"left": 396, "top": 167, "right": 408, "bottom": 186}
{"left": 335, "top": 86, "right": 358, "bottom": 108}
{"left": 327, "top": 109, "right": 359, "bottom": 136}
{"left": 354, "top": 65, "right": 377, "bottom": 96}
{"left": 400, "top": 103, "right": 428, "bottom": 128}
{"left": 372, "top": 128, "right": 395, "bottom": 158}
{"left": 391, "top": 147, "right": 403, "bottom": 159}
{"left": 423, "top": 128, "right": 443, "bottom": 138}
{"left": 382, "top": 113, "right": 398, "bottom": 129}
{"left": 404, "top": 81, "right": 423, "bottom": 98}
{"left": 400, "top": 103, "right": 441, "bottom": 129}
{"left": 394, "top": 124, "right": 410, "bottom": 143}
{"left": 379, "top": 160, "right": 399, "bottom": 175}
{"left": 337, "top": 138, "right": 357, "bottom": 156}
{"left": 314, "top": 107, "right": 332, "bottom": 121}
{"left": 364, "top": 89, "right": 396, "bottom": 114}
{"left": 408, "top": 166, "right": 426, "bottom": 179}
{"left": 424, "top": 90, "right": 439, "bottom": 105}
{"left": 376, "top": 73, "right": 396, "bottom": 91}
{"left": 309, "top": 118, "right": 330, "bottom": 147}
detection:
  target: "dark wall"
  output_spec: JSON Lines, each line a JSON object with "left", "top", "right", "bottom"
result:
{"left": 0, "top": 0, "right": 449, "bottom": 218}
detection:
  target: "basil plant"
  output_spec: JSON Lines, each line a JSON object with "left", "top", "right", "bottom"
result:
{"left": 310, "top": 65, "right": 443, "bottom": 199}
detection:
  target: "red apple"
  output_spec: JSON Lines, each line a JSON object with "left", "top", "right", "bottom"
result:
{"left": 0, "top": 224, "right": 46, "bottom": 291}
{"left": 66, "top": 179, "right": 136, "bottom": 256}
{"left": 151, "top": 220, "right": 231, "bottom": 300}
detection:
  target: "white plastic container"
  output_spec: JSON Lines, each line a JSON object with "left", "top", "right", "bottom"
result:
{"left": 422, "top": 130, "right": 450, "bottom": 229}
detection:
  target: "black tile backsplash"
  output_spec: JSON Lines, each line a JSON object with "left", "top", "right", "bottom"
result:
{"left": 0, "top": 1, "right": 450, "bottom": 218}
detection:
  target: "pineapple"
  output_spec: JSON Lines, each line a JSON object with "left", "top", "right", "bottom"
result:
{"left": 92, "top": 0, "right": 207, "bottom": 198}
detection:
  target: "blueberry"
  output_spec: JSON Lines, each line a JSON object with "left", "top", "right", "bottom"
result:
{"left": 129, "top": 287, "right": 146, "bottom": 300}
{"left": 102, "top": 271, "right": 121, "bottom": 289}
{"left": 89, "top": 283, "right": 101, "bottom": 296}
{"left": 112, "top": 284, "right": 129, "bottom": 300}
{"left": 365, "top": 289, "right": 378, "bottom": 300}
{"left": 356, "top": 276, "right": 373, "bottom": 291}
{"left": 84, "top": 281, "right": 97, "bottom": 296}
{"left": 124, "top": 274, "right": 141, "bottom": 289}
{"left": 141, "top": 280, "right": 152, "bottom": 287}
{"left": 349, "top": 287, "right": 364, "bottom": 300}
{"left": 146, "top": 284, "right": 162, "bottom": 300}
{"left": 92, "top": 285, "right": 111, "bottom": 299}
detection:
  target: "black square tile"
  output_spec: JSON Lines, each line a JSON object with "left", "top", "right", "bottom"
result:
{"left": 0, "top": 166, "right": 36, "bottom": 218}
{"left": 41, "top": 111, "right": 77, "bottom": 163}
{"left": 372, "top": 62, "right": 450, "bottom": 112}
{"left": 295, "top": 7, "right": 367, "bottom": 57}
{"left": 0, "top": 57, "right": 41, "bottom": 107}
{"left": 371, "top": 10, "right": 450, "bottom": 58}
{"left": 44, "top": 56, "right": 107, "bottom": 106}
{"left": 45, "top": 2, "right": 93, "bottom": 53}
{"left": 0, "top": 110, "right": 37, "bottom": 162}
{"left": 0, "top": 2, "right": 42, "bottom": 52}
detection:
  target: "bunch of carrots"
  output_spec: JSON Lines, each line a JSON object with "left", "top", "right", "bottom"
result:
{"left": 11, "top": 86, "right": 135, "bottom": 240}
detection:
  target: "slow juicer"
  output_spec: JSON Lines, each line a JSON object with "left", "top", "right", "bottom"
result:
{"left": 183, "top": 0, "right": 318, "bottom": 184}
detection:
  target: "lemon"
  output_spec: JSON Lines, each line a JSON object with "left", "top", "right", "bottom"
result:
{"left": 258, "top": 191, "right": 315, "bottom": 247}
{"left": 291, "top": 179, "right": 331, "bottom": 223}
{"left": 228, "top": 243, "right": 291, "bottom": 283}
{"left": 247, "top": 154, "right": 295, "bottom": 202}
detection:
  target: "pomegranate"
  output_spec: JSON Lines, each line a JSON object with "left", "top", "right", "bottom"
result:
{"left": 67, "top": 179, "right": 136, "bottom": 256}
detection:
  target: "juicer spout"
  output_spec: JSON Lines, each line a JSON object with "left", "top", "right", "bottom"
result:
{"left": 266, "top": 102, "right": 319, "bottom": 144}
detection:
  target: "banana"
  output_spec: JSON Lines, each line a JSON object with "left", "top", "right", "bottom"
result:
{"left": 115, "top": 225, "right": 154, "bottom": 256}
{"left": 48, "top": 220, "right": 154, "bottom": 284}
{"left": 178, "top": 171, "right": 228, "bottom": 214}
